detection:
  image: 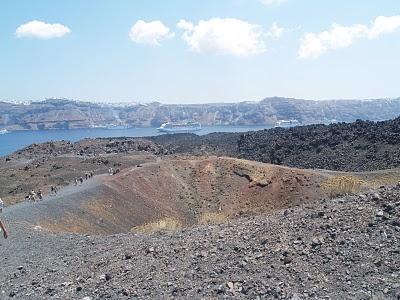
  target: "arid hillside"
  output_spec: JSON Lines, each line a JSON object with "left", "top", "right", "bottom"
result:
{"left": 6, "top": 157, "right": 331, "bottom": 234}
{"left": 2, "top": 97, "right": 400, "bottom": 130}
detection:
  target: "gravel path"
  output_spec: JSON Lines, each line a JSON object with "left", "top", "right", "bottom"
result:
{"left": 3, "top": 175, "right": 105, "bottom": 225}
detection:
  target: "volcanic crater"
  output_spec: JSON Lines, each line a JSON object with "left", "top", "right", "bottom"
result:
{"left": 6, "top": 157, "right": 331, "bottom": 235}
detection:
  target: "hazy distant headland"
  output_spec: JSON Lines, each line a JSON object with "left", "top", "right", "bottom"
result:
{"left": 1, "top": 97, "right": 400, "bottom": 131}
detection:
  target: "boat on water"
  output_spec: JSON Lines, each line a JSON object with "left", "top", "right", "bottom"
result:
{"left": 157, "top": 121, "right": 202, "bottom": 133}
{"left": 275, "top": 120, "right": 302, "bottom": 128}
{"left": 0, "top": 129, "right": 9, "bottom": 135}
{"left": 106, "top": 124, "right": 130, "bottom": 130}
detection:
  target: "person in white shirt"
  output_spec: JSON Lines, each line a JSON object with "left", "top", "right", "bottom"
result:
{"left": 0, "top": 198, "right": 8, "bottom": 239}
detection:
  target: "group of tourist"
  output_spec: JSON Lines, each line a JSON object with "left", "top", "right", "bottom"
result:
{"left": 74, "top": 171, "right": 94, "bottom": 186}
{"left": 26, "top": 189, "right": 44, "bottom": 202}
{"left": 0, "top": 169, "right": 104, "bottom": 240}
{"left": 108, "top": 167, "right": 120, "bottom": 176}
{"left": 24, "top": 185, "right": 60, "bottom": 203}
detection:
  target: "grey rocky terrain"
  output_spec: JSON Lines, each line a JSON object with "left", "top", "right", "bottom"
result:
{"left": 1, "top": 185, "right": 399, "bottom": 299}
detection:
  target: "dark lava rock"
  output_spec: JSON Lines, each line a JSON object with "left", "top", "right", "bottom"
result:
{"left": 237, "top": 118, "right": 400, "bottom": 171}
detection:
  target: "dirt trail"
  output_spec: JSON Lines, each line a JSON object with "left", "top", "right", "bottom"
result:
{"left": 4, "top": 175, "right": 105, "bottom": 220}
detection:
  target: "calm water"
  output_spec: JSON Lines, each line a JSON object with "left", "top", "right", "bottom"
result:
{"left": 0, "top": 125, "right": 272, "bottom": 157}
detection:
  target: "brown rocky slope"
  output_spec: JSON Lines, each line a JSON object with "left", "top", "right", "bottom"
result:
{"left": 5, "top": 157, "right": 331, "bottom": 235}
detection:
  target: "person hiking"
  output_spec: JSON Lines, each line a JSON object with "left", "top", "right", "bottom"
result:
{"left": 30, "top": 190, "right": 36, "bottom": 202}
{"left": 74, "top": 178, "right": 78, "bottom": 186}
{"left": 0, "top": 198, "right": 8, "bottom": 239}
{"left": 37, "top": 189, "right": 43, "bottom": 201}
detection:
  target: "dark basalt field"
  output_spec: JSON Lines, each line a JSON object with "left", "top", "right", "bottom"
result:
{"left": 151, "top": 117, "right": 400, "bottom": 172}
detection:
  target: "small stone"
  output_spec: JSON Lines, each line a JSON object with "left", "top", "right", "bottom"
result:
{"left": 105, "top": 273, "right": 112, "bottom": 281}
{"left": 217, "top": 285, "right": 226, "bottom": 294}
{"left": 61, "top": 281, "right": 73, "bottom": 287}
{"left": 374, "top": 259, "right": 382, "bottom": 267}
{"left": 392, "top": 219, "right": 400, "bottom": 227}
{"left": 291, "top": 293, "right": 302, "bottom": 300}
{"left": 372, "top": 193, "right": 382, "bottom": 201}
{"left": 311, "top": 237, "right": 323, "bottom": 247}
{"left": 227, "top": 281, "right": 234, "bottom": 291}
{"left": 283, "top": 256, "right": 293, "bottom": 264}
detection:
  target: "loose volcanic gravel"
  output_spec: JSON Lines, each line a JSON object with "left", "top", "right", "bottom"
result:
{"left": 0, "top": 185, "right": 399, "bottom": 299}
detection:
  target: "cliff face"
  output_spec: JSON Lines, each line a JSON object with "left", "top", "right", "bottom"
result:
{"left": 1, "top": 97, "right": 400, "bottom": 130}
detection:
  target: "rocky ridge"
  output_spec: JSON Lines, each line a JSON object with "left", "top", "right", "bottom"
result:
{"left": 237, "top": 118, "right": 400, "bottom": 171}
{"left": 2, "top": 97, "right": 400, "bottom": 131}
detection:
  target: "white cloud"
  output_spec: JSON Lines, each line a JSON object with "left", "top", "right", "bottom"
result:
{"left": 268, "top": 22, "right": 284, "bottom": 38}
{"left": 299, "top": 15, "right": 400, "bottom": 59}
{"left": 369, "top": 15, "right": 400, "bottom": 39}
{"left": 177, "top": 18, "right": 266, "bottom": 57}
{"left": 177, "top": 19, "right": 194, "bottom": 32}
{"left": 260, "top": 0, "right": 288, "bottom": 6}
{"left": 16, "top": 20, "right": 71, "bottom": 39}
{"left": 129, "top": 20, "right": 174, "bottom": 46}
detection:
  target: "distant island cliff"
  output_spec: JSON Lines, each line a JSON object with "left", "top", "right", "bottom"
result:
{"left": 1, "top": 97, "right": 400, "bottom": 131}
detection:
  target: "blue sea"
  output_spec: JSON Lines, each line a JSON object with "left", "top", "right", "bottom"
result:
{"left": 0, "top": 125, "right": 272, "bottom": 157}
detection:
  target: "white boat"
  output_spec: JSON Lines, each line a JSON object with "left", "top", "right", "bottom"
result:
{"left": 106, "top": 124, "right": 130, "bottom": 130}
{"left": 275, "top": 120, "right": 301, "bottom": 128}
{"left": 157, "top": 121, "right": 202, "bottom": 133}
{"left": 0, "top": 129, "right": 9, "bottom": 135}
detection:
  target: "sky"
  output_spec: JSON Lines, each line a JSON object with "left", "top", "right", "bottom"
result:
{"left": 1, "top": 0, "right": 400, "bottom": 104}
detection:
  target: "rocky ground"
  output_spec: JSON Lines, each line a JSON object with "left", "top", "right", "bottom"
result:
{"left": 0, "top": 185, "right": 399, "bottom": 299}
{"left": 149, "top": 132, "right": 242, "bottom": 157}
{"left": 237, "top": 118, "right": 400, "bottom": 172}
